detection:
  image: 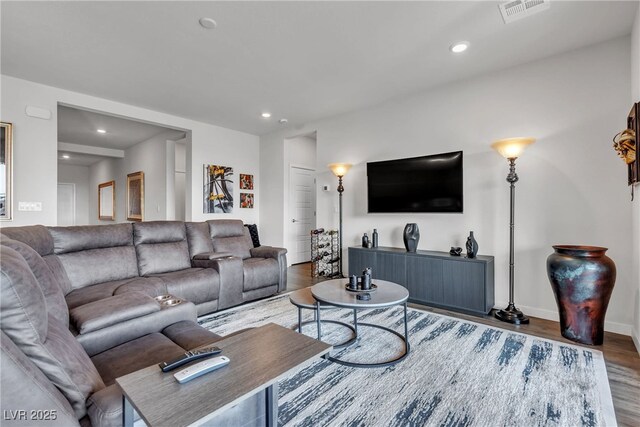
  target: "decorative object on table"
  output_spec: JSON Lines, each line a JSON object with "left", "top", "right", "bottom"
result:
{"left": 612, "top": 101, "right": 638, "bottom": 200}
{"left": 372, "top": 229, "right": 379, "bottom": 248}
{"left": 348, "top": 275, "right": 358, "bottom": 289}
{"left": 201, "top": 294, "right": 616, "bottom": 427}
{"left": 239, "top": 173, "right": 254, "bottom": 190}
{"left": 98, "top": 180, "right": 115, "bottom": 221}
{"left": 310, "top": 228, "right": 340, "bottom": 278}
{"left": 328, "top": 162, "right": 352, "bottom": 277}
{"left": 126, "top": 171, "right": 144, "bottom": 222}
{"left": 465, "top": 231, "right": 478, "bottom": 258}
{"left": 403, "top": 223, "right": 420, "bottom": 253}
{"left": 203, "top": 164, "right": 233, "bottom": 213}
{"left": 361, "top": 233, "right": 369, "bottom": 248}
{"left": 239, "top": 193, "right": 254, "bottom": 209}
{"left": 449, "top": 246, "right": 462, "bottom": 256}
{"left": 491, "top": 137, "right": 535, "bottom": 325}
{"left": 0, "top": 122, "right": 12, "bottom": 220}
{"left": 546, "top": 245, "right": 616, "bottom": 345}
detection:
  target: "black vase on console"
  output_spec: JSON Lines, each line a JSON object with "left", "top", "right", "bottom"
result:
{"left": 466, "top": 231, "right": 478, "bottom": 258}
{"left": 403, "top": 223, "right": 420, "bottom": 253}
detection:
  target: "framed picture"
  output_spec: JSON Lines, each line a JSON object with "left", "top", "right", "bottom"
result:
{"left": 240, "top": 193, "right": 254, "bottom": 209}
{"left": 204, "top": 164, "right": 233, "bottom": 213}
{"left": 98, "top": 180, "right": 115, "bottom": 220}
{"left": 240, "top": 173, "right": 254, "bottom": 190}
{"left": 1, "top": 122, "right": 13, "bottom": 220}
{"left": 127, "top": 171, "right": 144, "bottom": 221}
{"left": 627, "top": 102, "right": 639, "bottom": 186}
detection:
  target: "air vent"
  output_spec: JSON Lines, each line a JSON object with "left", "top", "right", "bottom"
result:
{"left": 499, "top": 0, "right": 550, "bottom": 24}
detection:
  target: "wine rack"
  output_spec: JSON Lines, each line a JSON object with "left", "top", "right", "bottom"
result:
{"left": 310, "top": 228, "right": 340, "bottom": 278}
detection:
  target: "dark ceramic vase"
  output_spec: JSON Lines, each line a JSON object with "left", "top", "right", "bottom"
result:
{"left": 466, "top": 231, "right": 478, "bottom": 258}
{"left": 403, "top": 223, "right": 420, "bottom": 253}
{"left": 546, "top": 245, "right": 616, "bottom": 346}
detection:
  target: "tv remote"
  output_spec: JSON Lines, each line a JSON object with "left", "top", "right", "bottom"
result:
{"left": 159, "top": 345, "right": 222, "bottom": 372}
{"left": 173, "top": 356, "right": 230, "bottom": 384}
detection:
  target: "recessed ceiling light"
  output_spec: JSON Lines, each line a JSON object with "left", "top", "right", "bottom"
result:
{"left": 278, "top": 118, "right": 288, "bottom": 124}
{"left": 97, "top": 129, "right": 106, "bottom": 134}
{"left": 450, "top": 41, "right": 470, "bottom": 54}
{"left": 199, "top": 17, "right": 217, "bottom": 29}
{"left": 261, "top": 112, "right": 272, "bottom": 119}
{"left": 62, "top": 154, "right": 70, "bottom": 159}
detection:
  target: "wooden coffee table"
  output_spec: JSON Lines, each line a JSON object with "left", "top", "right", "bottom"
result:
{"left": 116, "top": 323, "right": 331, "bottom": 427}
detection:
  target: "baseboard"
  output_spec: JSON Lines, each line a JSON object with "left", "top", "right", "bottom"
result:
{"left": 493, "top": 301, "right": 632, "bottom": 336}
{"left": 632, "top": 327, "right": 640, "bottom": 355}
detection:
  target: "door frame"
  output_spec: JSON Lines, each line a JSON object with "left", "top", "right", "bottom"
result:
{"left": 57, "top": 182, "right": 76, "bottom": 226}
{"left": 286, "top": 164, "right": 316, "bottom": 265}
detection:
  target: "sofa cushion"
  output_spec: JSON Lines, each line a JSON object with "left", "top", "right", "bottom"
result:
{"left": 212, "top": 236, "right": 252, "bottom": 260}
{"left": 186, "top": 222, "right": 214, "bottom": 258}
{"left": 136, "top": 241, "right": 191, "bottom": 275}
{"left": 70, "top": 292, "right": 161, "bottom": 335}
{"left": 0, "top": 224, "right": 54, "bottom": 256}
{"left": 0, "top": 236, "right": 69, "bottom": 326}
{"left": 243, "top": 257, "right": 280, "bottom": 292}
{"left": 244, "top": 224, "right": 261, "bottom": 248}
{"left": 208, "top": 219, "right": 246, "bottom": 238}
{"left": 57, "top": 246, "right": 140, "bottom": 291}
{"left": 132, "top": 221, "right": 186, "bottom": 245}
{"left": 0, "top": 246, "right": 104, "bottom": 418}
{"left": 65, "top": 278, "right": 168, "bottom": 310}
{"left": 91, "top": 333, "right": 186, "bottom": 387}
{"left": 161, "top": 320, "right": 222, "bottom": 351}
{"left": 151, "top": 268, "right": 220, "bottom": 305}
{"left": 49, "top": 224, "right": 133, "bottom": 254}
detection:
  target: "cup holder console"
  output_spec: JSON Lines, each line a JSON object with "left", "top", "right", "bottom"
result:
{"left": 154, "top": 295, "right": 183, "bottom": 307}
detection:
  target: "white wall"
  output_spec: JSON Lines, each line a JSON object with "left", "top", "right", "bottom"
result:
{"left": 631, "top": 6, "right": 640, "bottom": 352}
{"left": 57, "top": 163, "right": 89, "bottom": 225}
{"left": 0, "top": 75, "right": 260, "bottom": 226}
{"left": 261, "top": 37, "right": 635, "bottom": 334}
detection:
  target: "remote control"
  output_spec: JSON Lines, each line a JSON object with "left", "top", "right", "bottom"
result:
{"left": 159, "top": 345, "right": 222, "bottom": 372}
{"left": 173, "top": 356, "right": 230, "bottom": 384}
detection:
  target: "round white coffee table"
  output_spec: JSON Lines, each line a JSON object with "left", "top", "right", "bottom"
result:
{"left": 310, "top": 278, "right": 410, "bottom": 368}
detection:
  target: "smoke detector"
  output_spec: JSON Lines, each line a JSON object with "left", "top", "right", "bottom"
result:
{"left": 499, "top": 0, "right": 550, "bottom": 24}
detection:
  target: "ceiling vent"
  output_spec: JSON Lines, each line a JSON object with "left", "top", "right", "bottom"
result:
{"left": 499, "top": 0, "right": 550, "bottom": 24}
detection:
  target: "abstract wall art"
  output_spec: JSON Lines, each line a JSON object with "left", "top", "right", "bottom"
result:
{"left": 204, "top": 164, "right": 234, "bottom": 213}
{"left": 240, "top": 193, "right": 254, "bottom": 209}
{"left": 240, "top": 173, "right": 254, "bottom": 190}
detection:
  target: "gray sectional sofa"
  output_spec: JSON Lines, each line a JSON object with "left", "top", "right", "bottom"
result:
{"left": 0, "top": 219, "right": 287, "bottom": 426}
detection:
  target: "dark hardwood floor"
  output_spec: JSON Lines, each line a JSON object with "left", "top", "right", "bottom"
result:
{"left": 284, "top": 262, "right": 640, "bottom": 426}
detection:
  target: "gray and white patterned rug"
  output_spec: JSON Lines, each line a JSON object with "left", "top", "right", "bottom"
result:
{"left": 199, "top": 294, "right": 617, "bottom": 427}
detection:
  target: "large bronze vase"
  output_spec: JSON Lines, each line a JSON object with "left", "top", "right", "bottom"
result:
{"left": 546, "top": 246, "right": 616, "bottom": 345}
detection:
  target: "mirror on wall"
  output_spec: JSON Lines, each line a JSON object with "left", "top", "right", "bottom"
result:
{"left": 0, "top": 122, "right": 13, "bottom": 221}
{"left": 98, "top": 180, "right": 115, "bottom": 220}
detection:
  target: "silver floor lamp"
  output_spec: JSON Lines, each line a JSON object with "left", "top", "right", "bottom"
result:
{"left": 328, "top": 163, "right": 352, "bottom": 277}
{"left": 492, "top": 137, "right": 535, "bottom": 325}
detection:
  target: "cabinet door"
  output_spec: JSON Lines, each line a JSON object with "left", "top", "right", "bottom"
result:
{"left": 442, "top": 260, "right": 486, "bottom": 312}
{"left": 348, "top": 248, "right": 376, "bottom": 277}
{"left": 407, "top": 256, "right": 443, "bottom": 303}
{"left": 376, "top": 252, "right": 407, "bottom": 286}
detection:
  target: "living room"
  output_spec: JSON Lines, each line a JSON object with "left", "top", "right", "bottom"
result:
{"left": 1, "top": 1, "right": 639, "bottom": 426}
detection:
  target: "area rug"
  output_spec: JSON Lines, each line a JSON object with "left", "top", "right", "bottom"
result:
{"left": 199, "top": 294, "right": 617, "bottom": 427}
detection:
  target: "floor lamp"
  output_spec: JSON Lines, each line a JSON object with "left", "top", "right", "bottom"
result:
{"left": 328, "top": 163, "right": 352, "bottom": 277}
{"left": 492, "top": 137, "right": 535, "bottom": 325}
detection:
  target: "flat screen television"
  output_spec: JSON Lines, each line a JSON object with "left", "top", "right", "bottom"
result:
{"left": 367, "top": 151, "right": 463, "bottom": 213}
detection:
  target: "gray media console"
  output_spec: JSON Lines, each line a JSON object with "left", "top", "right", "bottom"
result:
{"left": 348, "top": 246, "right": 494, "bottom": 315}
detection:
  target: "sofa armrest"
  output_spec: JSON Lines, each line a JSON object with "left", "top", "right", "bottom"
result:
{"left": 70, "top": 292, "right": 160, "bottom": 335}
{"left": 250, "top": 246, "right": 288, "bottom": 292}
{"left": 192, "top": 251, "right": 233, "bottom": 261}
{"left": 87, "top": 384, "right": 122, "bottom": 427}
{"left": 192, "top": 256, "right": 244, "bottom": 310}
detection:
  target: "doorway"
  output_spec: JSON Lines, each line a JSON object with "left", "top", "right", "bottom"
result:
{"left": 57, "top": 183, "right": 76, "bottom": 226}
{"left": 288, "top": 166, "right": 316, "bottom": 264}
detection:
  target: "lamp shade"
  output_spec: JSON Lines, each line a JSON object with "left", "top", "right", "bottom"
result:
{"left": 328, "top": 163, "right": 352, "bottom": 177}
{"left": 491, "top": 137, "right": 536, "bottom": 159}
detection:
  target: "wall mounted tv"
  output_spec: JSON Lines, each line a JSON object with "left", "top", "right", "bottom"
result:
{"left": 367, "top": 151, "right": 463, "bottom": 213}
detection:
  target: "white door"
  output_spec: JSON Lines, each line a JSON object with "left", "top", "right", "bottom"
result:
{"left": 57, "top": 183, "right": 76, "bottom": 226}
{"left": 288, "top": 167, "right": 316, "bottom": 264}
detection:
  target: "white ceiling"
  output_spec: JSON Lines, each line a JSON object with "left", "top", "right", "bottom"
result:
{"left": 57, "top": 105, "right": 185, "bottom": 166}
{"left": 2, "top": 1, "right": 638, "bottom": 136}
